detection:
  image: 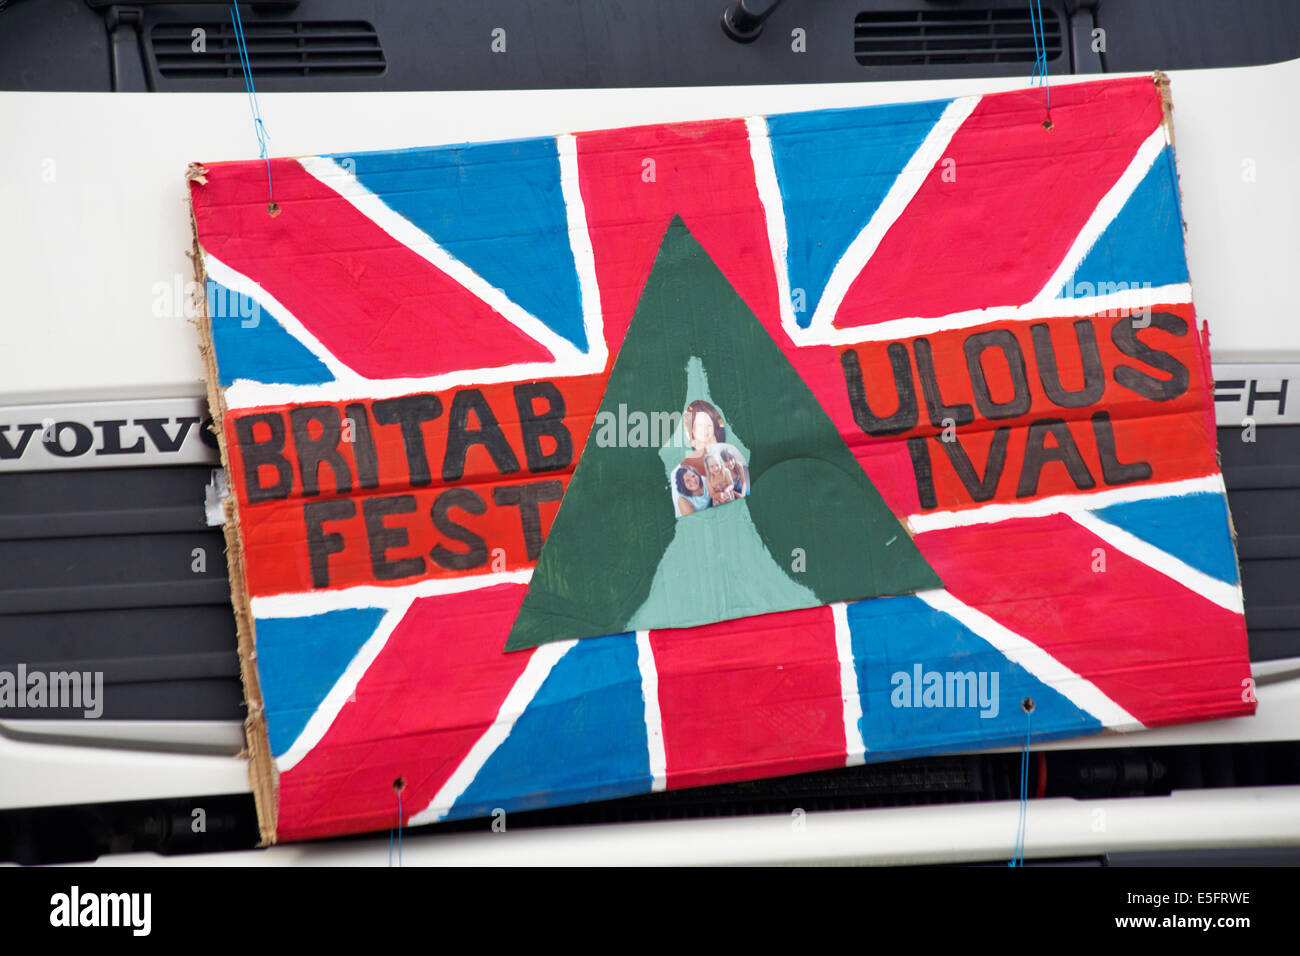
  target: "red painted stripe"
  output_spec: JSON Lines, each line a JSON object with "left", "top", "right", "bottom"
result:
{"left": 190, "top": 159, "right": 554, "bottom": 379}
{"left": 835, "top": 76, "right": 1165, "bottom": 327}
{"left": 575, "top": 119, "right": 783, "bottom": 357}
{"left": 275, "top": 584, "right": 533, "bottom": 842}
{"left": 915, "top": 515, "right": 1254, "bottom": 728}
{"left": 649, "top": 605, "right": 849, "bottom": 790}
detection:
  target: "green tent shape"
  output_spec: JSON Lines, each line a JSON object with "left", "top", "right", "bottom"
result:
{"left": 505, "top": 216, "right": 941, "bottom": 652}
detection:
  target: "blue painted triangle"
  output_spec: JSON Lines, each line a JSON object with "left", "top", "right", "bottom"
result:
{"left": 1056, "top": 145, "right": 1189, "bottom": 299}
{"left": 207, "top": 280, "right": 334, "bottom": 387}
{"left": 848, "top": 595, "right": 1103, "bottom": 755}
{"left": 331, "top": 138, "right": 588, "bottom": 352}
{"left": 1090, "top": 492, "right": 1239, "bottom": 585}
{"left": 449, "top": 634, "right": 652, "bottom": 820}
{"left": 766, "top": 98, "right": 952, "bottom": 327}
{"left": 257, "top": 607, "right": 388, "bottom": 758}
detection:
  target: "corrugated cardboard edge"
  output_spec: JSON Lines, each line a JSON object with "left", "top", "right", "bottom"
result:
{"left": 1153, "top": 70, "right": 1174, "bottom": 147}
{"left": 186, "top": 164, "right": 279, "bottom": 845}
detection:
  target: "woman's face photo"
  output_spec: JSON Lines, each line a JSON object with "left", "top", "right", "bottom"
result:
{"left": 682, "top": 468, "right": 703, "bottom": 495}
{"left": 690, "top": 410, "right": 717, "bottom": 450}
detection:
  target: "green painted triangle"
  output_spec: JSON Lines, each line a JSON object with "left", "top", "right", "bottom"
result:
{"left": 505, "top": 217, "right": 942, "bottom": 651}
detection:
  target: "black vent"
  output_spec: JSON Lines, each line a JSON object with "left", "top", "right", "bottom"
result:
{"left": 1218, "top": 424, "right": 1300, "bottom": 662}
{"left": 150, "top": 21, "right": 385, "bottom": 79}
{"left": 855, "top": 7, "right": 1063, "bottom": 67}
{"left": 0, "top": 466, "right": 242, "bottom": 720}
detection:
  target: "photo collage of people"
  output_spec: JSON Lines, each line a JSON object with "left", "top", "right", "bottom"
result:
{"left": 670, "top": 400, "right": 751, "bottom": 518}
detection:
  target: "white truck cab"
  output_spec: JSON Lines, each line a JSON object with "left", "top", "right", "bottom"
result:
{"left": 2, "top": 0, "right": 1298, "bottom": 865}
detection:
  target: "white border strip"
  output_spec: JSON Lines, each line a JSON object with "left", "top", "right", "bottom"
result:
{"left": 250, "top": 569, "right": 534, "bottom": 619}
{"left": 805, "top": 95, "right": 982, "bottom": 338}
{"left": 918, "top": 589, "right": 1143, "bottom": 731}
{"left": 556, "top": 133, "right": 610, "bottom": 372}
{"left": 1072, "top": 511, "right": 1243, "bottom": 614}
{"left": 832, "top": 603, "right": 867, "bottom": 766}
{"left": 746, "top": 115, "right": 799, "bottom": 342}
{"left": 908, "top": 474, "right": 1224, "bottom": 534}
{"left": 1032, "top": 126, "right": 1169, "bottom": 303}
{"left": 408, "top": 640, "right": 575, "bottom": 825}
{"left": 274, "top": 600, "right": 412, "bottom": 773}
{"left": 223, "top": 355, "right": 602, "bottom": 408}
{"left": 792, "top": 283, "right": 1192, "bottom": 348}
{"left": 636, "top": 630, "right": 668, "bottom": 791}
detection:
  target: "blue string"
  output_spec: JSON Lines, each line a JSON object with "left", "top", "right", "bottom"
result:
{"left": 388, "top": 787, "right": 403, "bottom": 866}
{"left": 230, "top": 3, "right": 275, "bottom": 207}
{"left": 1009, "top": 710, "right": 1033, "bottom": 866}
{"left": 1028, "top": 0, "right": 1051, "bottom": 118}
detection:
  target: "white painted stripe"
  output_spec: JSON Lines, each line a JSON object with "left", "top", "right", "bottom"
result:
{"left": 556, "top": 133, "right": 610, "bottom": 372}
{"left": 223, "top": 355, "right": 604, "bottom": 409}
{"left": 1071, "top": 510, "right": 1244, "bottom": 614}
{"left": 746, "top": 116, "right": 799, "bottom": 342}
{"left": 273, "top": 600, "right": 412, "bottom": 773}
{"left": 917, "top": 589, "right": 1143, "bottom": 732}
{"left": 789, "top": 282, "right": 1192, "bottom": 348}
{"left": 636, "top": 630, "right": 668, "bottom": 791}
{"left": 201, "top": 253, "right": 361, "bottom": 384}
{"left": 831, "top": 603, "right": 867, "bottom": 766}
{"left": 907, "top": 474, "right": 1225, "bottom": 534}
{"left": 807, "top": 95, "right": 982, "bottom": 335}
{"left": 296, "top": 155, "right": 587, "bottom": 368}
{"left": 250, "top": 569, "right": 534, "bottom": 618}
{"left": 1032, "top": 126, "right": 1169, "bottom": 304}
{"left": 407, "top": 640, "right": 575, "bottom": 825}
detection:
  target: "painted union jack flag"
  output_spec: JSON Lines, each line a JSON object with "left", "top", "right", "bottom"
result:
{"left": 190, "top": 74, "right": 1253, "bottom": 843}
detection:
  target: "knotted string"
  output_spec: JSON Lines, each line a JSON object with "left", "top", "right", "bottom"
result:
{"left": 388, "top": 783, "right": 404, "bottom": 867}
{"left": 1010, "top": 705, "right": 1033, "bottom": 866}
{"left": 1028, "top": 0, "right": 1052, "bottom": 127}
{"left": 230, "top": 3, "right": 277, "bottom": 212}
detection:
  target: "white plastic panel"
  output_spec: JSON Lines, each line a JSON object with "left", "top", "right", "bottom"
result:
{"left": 0, "top": 719, "right": 244, "bottom": 754}
{"left": 1, "top": 58, "right": 1297, "bottom": 406}
{"left": 67, "top": 785, "right": 1300, "bottom": 867}
{"left": 0, "top": 728, "right": 249, "bottom": 811}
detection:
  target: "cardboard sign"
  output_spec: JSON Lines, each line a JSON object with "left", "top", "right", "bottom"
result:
{"left": 190, "top": 73, "right": 1254, "bottom": 844}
